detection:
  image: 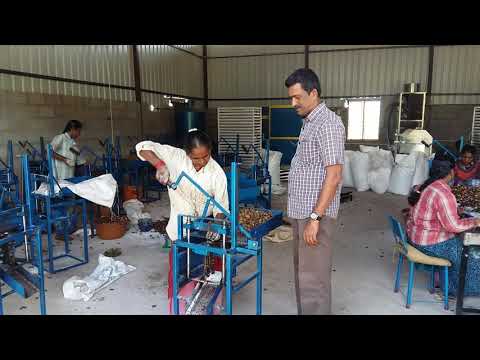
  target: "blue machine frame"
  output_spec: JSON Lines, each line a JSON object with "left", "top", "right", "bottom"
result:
{"left": 0, "top": 202, "right": 46, "bottom": 315}
{"left": 218, "top": 136, "right": 272, "bottom": 209}
{"left": 172, "top": 162, "right": 282, "bottom": 315}
{"left": 23, "top": 147, "right": 91, "bottom": 274}
{"left": 0, "top": 140, "right": 20, "bottom": 210}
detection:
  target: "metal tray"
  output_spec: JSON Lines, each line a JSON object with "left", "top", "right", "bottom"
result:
{"left": 246, "top": 209, "right": 283, "bottom": 239}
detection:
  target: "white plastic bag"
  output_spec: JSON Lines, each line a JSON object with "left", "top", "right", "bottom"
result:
{"left": 123, "top": 199, "right": 145, "bottom": 225}
{"left": 67, "top": 174, "right": 118, "bottom": 208}
{"left": 388, "top": 151, "right": 418, "bottom": 196}
{"left": 63, "top": 254, "right": 136, "bottom": 302}
{"left": 359, "top": 145, "right": 380, "bottom": 153}
{"left": 351, "top": 152, "right": 370, "bottom": 191}
{"left": 412, "top": 152, "right": 429, "bottom": 187}
{"left": 368, "top": 167, "right": 392, "bottom": 194}
{"left": 368, "top": 149, "right": 394, "bottom": 171}
{"left": 342, "top": 150, "right": 355, "bottom": 188}
{"left": 268, "top": 150, "right": 283, "bottom": 186}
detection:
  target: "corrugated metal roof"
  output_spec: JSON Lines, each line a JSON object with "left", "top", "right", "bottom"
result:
{"left": 207, "top": 45, "right": 304, "bottom": 57}
{"left": 309, "top": 45, "right": 411, "bottom": 51}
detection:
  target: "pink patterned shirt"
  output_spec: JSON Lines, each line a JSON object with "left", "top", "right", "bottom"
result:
{"left": 406, "top": 180, "right": 476, "bottom": 246}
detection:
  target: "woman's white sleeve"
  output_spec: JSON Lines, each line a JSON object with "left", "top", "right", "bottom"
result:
{"left": 135, "top": 141, "right": 184, "bottom": 170}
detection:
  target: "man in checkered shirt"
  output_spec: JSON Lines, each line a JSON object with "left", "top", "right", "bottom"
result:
{"left": 285, "top": 68, "right": 345, "bottom": 315}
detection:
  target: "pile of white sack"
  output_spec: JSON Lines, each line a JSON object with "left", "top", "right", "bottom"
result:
{"left": 344, "top": 145, "right": 431, "bottom": 196}
{"left": 123, "top": 199, "right": 152, "bottom": 225}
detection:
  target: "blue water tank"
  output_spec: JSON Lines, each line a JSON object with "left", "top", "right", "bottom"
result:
{"left": 175, "top": 111, "right": 207, "bottom": 146}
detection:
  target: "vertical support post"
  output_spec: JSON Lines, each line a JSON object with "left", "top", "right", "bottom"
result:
{"left": 203, "top": 45, "right": 208, "bottom": 110}
{"left": 230, "top": 162, "right": 238, "bottom": 250}
{"left": 82, "top": 199, "right": 89, "bottom": 263}
{"left": 425, "top": 45, "right": 434, "bottom": 132}
{"left": 131, "top": 45, "right": 144, "bottom": 139}
{"left": 7, "top": 140, "right": 13, "bottom": 184}
{"left": 257, "top": 237, "right": 263, "bottom": 315}
{"left": 173, "top": 242, "right": 179, "bottom": 315}
{"left": 22, "top": 154, "right": 33, "bottom": 228}
{"left": 304, "top": 45, "right": 309, "bottom": 69}
{"left": 226, "top": 253, "right": 233, "bottom": 315}
{"left": 35, "top": 227, "right": 46, "bottom": 315}
{"left": 46, "top": 145, "right": 56, "bottom": 196}
{"left": 46, "top": 197, "right": 54, "bottom": 273}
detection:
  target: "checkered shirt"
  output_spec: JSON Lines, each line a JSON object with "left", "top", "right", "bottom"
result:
{"left": 287, "top": 103, "right": 345, "bottom": 219}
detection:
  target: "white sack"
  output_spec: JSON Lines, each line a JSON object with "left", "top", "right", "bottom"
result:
{"left": 368, "top": 167, "right": 392, "bottom": 194}
{"left": 63, "top": 254, "right": 136, "bottom": 302}
{"left": 123, "top": 199, "right": 145, "bottom": 225}
{"left": 412, "top": 152, "right": 430, "bottom": 187}
{"left": 342, "top": 150, "right": 355, "bottom": 188}
{"left": 268, "top": 150, "right": 283, "bottom": 186}
{"left": 34, "top": 174, "right": 118, "bottom": 208}
{"left": 359, "top": 145, "right": 380, "bottom": 153}
{"left": 67, "top": 174, "right": 118, "bottom": 208}
{"left": 351, "top": 152, "right": 370, "bottom": 192}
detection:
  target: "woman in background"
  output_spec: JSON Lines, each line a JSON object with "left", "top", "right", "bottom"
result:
{"left": 50, "top": 120, "right": 84, "bottom": 180}
{"left": 407, "top": 162, "right": 480, "bottom": 297}
{"left": 50, "top": 120, "right": 85, "bottom": 240}
{"left": 454, "top": 145, "right": 479, "bottom": 185}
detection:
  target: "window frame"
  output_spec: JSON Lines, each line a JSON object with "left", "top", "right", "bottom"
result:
{"left": 346, "top": 97, "right": 381, "bottom": 141}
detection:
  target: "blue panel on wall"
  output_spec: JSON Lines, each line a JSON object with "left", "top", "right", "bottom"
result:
{"left": 270, "top": 107, "right": 303, "bottom": 138}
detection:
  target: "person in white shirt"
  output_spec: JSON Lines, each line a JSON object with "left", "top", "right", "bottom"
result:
{"left": 50, "top": 120, "right": 86, "bottom": 240}
{"left": 136, "top": 129, "right": 229, "bottom": 313}
{"left": 50, "top": 120, "right": 85, "bottom": 180}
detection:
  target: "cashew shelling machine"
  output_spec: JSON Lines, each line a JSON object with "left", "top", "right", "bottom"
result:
{"left": 217, "top": 135, "right": 272, "bottom": 209}
{"left": 172, "top": 161, "right": 282, "bottom": 315}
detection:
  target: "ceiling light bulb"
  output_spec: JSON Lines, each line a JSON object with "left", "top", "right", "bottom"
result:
{"left": 185, "top": 99, "right": 189, "bottom": 103}
{"left": 168, "top": 100, "right": 173, "bottom": 107}
{"left": 149, "top": 104, "right": 155, "bottom": 112}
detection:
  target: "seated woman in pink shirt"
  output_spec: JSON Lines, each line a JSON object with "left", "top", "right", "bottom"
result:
{"left": 406, "top": 161, "right": 480, "bottom": 296}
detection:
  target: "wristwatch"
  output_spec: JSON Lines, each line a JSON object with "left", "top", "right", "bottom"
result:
{"left": 310, "top": 212, "right": 322, "bottom": 221}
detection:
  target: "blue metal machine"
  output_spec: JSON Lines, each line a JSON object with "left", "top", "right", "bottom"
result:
{"left": 18, "top": 137, "right": 48, "bottom": 175}
{"left": 0, "top": 140, "right": 20, "bottom": 210}
{"left": 217, "top": 136, "right": 272, "bottom": 209}
{"left": 0, "top": 207, "right": 46, "bottom": 315}
{"left": 23, "top": 145, "right": 91, "bottom": 274}
{"left": 172, "top": 162, "right": 282, "bottom": 315}
{"left": 0, "top": 153, "right": 47, "bottom": 315}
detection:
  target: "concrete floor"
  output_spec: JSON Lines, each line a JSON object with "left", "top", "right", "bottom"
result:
{"left": 3, "top": 189, "right": 480, "bottom": 315}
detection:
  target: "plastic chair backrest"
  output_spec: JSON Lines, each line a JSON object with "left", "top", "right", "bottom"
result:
{"left": 388, "top": 216, "right": 409, "bottom": 250}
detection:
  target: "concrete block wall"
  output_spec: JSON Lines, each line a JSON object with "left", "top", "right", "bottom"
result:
{"left": 0, "top": 89, "right": 175, "bottom": 176}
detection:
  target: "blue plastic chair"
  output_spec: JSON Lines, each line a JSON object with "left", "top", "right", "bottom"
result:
{"left": 388, "top": 216, "right": 451, "bottom": 310}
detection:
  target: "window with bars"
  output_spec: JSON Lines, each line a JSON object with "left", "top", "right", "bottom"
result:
{"left": 347, "top": 99, "right": 381, "bottom": 141}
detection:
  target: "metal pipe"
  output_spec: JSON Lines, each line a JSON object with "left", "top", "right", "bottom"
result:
{"left": 222, "top": 220, "right": 226, "bottom": 280}
{"left": 22, "top": 210, "right": 29, "bottom": 262}
{"left": 233, "top": 271, "right": 259, "bottom": 293}
{"left": 186, "top": 217, "right": 191, "bottom": 280}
